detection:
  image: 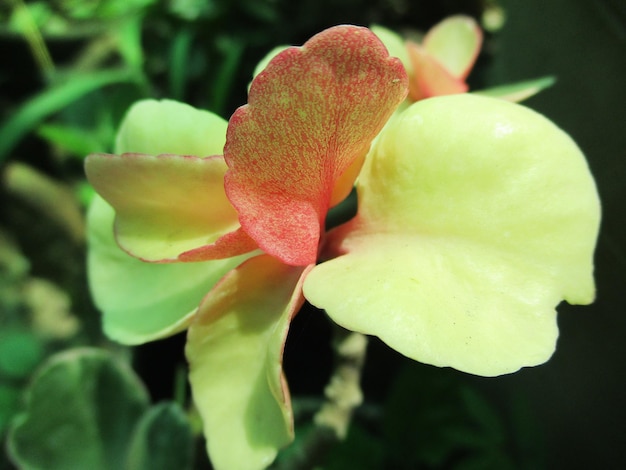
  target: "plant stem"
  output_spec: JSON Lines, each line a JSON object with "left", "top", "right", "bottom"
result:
{"left": 9, "top": 0, "right": 56, "bottom": 81}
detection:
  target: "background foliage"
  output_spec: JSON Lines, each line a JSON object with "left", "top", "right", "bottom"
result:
{"left": 0, "top": 0, "right": 623, "bottom": 468}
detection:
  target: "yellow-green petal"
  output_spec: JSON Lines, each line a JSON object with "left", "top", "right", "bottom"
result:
{"left": 115, "top": 99, "right": 227, "bottom": 156}
{"left": 251, "top": 46, "right": 289, "bottom": 81}
{"left": 423, "top": 15, "right": 482, "bottom": 79}
{"left": 304, "top": 94, "right": 600, "bottom": 376}
{"left": 186, "top": 255, "right": 309, "bottom": 470}
{"left": 87, "top": 195, "right": 250, "bottom": 344}
{"left": 370, "top": 24, "right": 412, "bottom": 74}
{"left": 85, "top": 153, "right": 254, "bottom": 262}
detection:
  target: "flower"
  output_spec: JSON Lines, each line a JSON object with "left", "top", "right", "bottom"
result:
{"left": 372, "top": 16, "right": 556, "bottom": 104}
{"left": 85, "top": 25, "right": 600, "bottom": 470}
{"left": 375, "top": 15, "right": 482, "bottom": 101}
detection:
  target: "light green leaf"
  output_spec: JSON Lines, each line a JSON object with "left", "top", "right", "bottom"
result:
{"left": 305, "top": 94, "right": 600, "bottom": 376}
{"left": 186, "top": 255, "right": 308, "bottom": 470}
{"left": 7, "top": 348, "right": 149, "bottom": 470}
{"left": 473, "top": 76, "right": 556, "bottom": 102}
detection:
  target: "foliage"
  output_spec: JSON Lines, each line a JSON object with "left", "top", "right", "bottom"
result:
{"left": 7, "top": 348, "right": 193, "bottom": 470}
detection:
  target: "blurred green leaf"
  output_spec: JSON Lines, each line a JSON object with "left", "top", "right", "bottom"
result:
{"left": 209, "top": 36, "right": 245, "bottom": 115}
{"left": 37, "top": 123, "right": 104, "bottom": 157}
{"left": 59, "top": 0, "right": 156, "bottom": 20}
{"left": 383, "top": 364, "right": 513, "bottom": 468}
{"left": 473, "top": 76, "right": 556, "bottom": 102}
{"left": 116, "top": 17, "right": 145, "bottom": 72}
{"left": 169, "top": 28, "right": 195, "bottom": 100}
{"left": 7, "top": 348, "right": 149, "bottom": 470}
{"left": 240, "top": 0, "right": 279, "bottom": 23}
{"left": 8, "top": 1, "right": 53, "bottom": 33}
{"left": 383, "top": 364, "right": 465, "bottom": 467}
{"left": 0, "top": 69, "right": 138, "bottom": 163}
{"left": 97, "top": 0, "right": 157, "bottom": 19}
{"left": 460, "top": 386, "right": 505, "bottom": 441}
{"left": 0, "top": 385, "right": 21, "bottom": 436}
{"left": 0, "top": 330, "right": 44, "bottom": 380}
{"left": 125, "top": 402, "right": 194, "bottom": 470}
{"left": 324, "top": 425, "right": 385, "bottom": 470}
{"left": 168, "top": 0, "right": 218, "bottom": 21}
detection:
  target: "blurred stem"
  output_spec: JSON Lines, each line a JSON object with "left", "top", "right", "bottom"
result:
{"left": 210, "top": 37, "right": 245, "bottom": 115}
{"left": 169, "top": 27, "right": 194, "bottom": 100}
{"left": 9, "top": 0, "right": 55, "bottom": 81}
{"left": 2, "top": 162, "right": 85, "bottom": 243}
{"left": 276, "top": 324, "right": 368, "bottom": 469}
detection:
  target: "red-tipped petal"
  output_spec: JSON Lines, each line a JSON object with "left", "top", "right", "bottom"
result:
{"left": 224, "top": 25, "right": 408, "bottom": 266}
{"left": 406, "top": 42, "right": 468, "bottom": 101}
{"left": 423, "top": 15, "right": 483, "bottom": 80}
{"left": 85, "top": 153, "right": 257, "bottom": 263}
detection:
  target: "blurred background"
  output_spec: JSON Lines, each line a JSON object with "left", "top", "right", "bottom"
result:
{"left": 0, "top": 0, "right": 624, "bottom": 468}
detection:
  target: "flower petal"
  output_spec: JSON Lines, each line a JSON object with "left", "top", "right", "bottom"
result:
{"left": 114, "top": 99, "right": 228, "bottom": 156}
{"left": 186, "top": 255, "right": 309, "bottom": 470}
{"left": 224, "top": 25, "right": 408, "bottom": 266}
{"left": 423, "top": 15, "right": 483, "bottom": 80}
{"left": 85, "top": 153, "right": 257, "bottom": 262}
{"left": 304, "top": 94, "right": 600, "bottom": 376}
{"left": 87, "top": 195, "right": 251, "bottom": 344}
{"left": 370, "top": 24, "right": 412, "bottom": 74}
{"left": 406, "top": 42, "right": 468, "bottom": 101}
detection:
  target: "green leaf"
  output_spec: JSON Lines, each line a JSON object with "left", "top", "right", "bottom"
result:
{"left": 324, "top": 425, "right": 385, "bottom": 470}
{"left": 209, "top": 36, "right": 245, "bottom": 115}
{"left": 7, "top": 348, "right": 149, "bottom": 470}
{"left": 382, "top": 364, "right": 467, "bottom": 467}
{"left": 0, "top": 330, "right": 44, "bottom": 380}
{"left": 0, "top": 385, "right": 22, "bottom": 436}
{"left": 115, "top": 17, "right": 145, "bottom": 71}
{"left": 169, "top": 28, "right": 195, "bottom": 100}
{"left": 474, "top": 76, "right": 556, "bottom": 102}
{"left": 37, "top": 123, "right": 104, "bottom": 157}
{"left": 126, "top": 402, "right": 194, "bottom": 470}
{"left": 0, "top": 69, "right": 137, "bottom": 163}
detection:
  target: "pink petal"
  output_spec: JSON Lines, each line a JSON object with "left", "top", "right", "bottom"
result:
{"left": 224, "top": 25, "right": 408, "bottom": 266}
